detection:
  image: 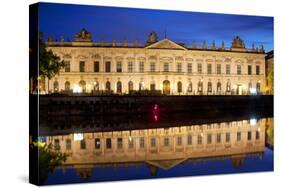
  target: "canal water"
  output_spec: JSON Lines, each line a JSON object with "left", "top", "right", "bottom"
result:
{"left": 39, "top": 108, "right": 274, "bottom": 185}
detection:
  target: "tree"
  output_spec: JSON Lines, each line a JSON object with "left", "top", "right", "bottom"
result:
{"left": 36, "top": 32, "right": 65, "bottom": 93}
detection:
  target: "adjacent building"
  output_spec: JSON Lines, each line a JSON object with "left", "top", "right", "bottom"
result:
{"left": 45, "top": 28, "right": 268, "bottom": 95}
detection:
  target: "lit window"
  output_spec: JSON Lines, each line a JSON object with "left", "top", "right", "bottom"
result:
{"left": 139, "top": 62, "right": 144, "bottom": 72}
{"left": 197, "top": 63, "right": 202, "bottom": 73}
{"left": 216, "top": 64, "right": 221, "bottom": 74}
{"left": 163, "top": 63, "right": 169, "bottom": 72}
{"left": 128, "top": 62, "right": 133, "bottom": 72}
{"left": 140, "top": 137, "right": 145, "bottom": 148}
{"left": 207, "top": 64, "right": 212, "bottom": 74}
{"left": 177, "top": 63, "right": 182, "bottom": 72}
{"left": 226, "top": 64, "right": 230, "bottom": 74}
{"left": 116, "top": 62, "right": 122, "bottom": 72}
{"left": 187, "top": 63, "right": 192, "bottom": 73}
{"left": 95, "top": 138, "right": 100, "bottom": 149}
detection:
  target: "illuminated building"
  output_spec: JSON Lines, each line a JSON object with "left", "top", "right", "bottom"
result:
{"left": 45, "top": 28, "right": 267, "bottom": 95}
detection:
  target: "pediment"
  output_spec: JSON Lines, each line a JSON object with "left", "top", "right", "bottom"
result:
{"left": 145, "top": 39, "right": 187, "bottom": 50}
{"left": 146, "top": 158, "right": 187, "bottom": 170}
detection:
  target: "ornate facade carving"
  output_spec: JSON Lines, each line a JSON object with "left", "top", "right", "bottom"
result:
{"left": 231, "top": 36, "right": 245, "bottom": 49}
{"left": 74, "top": 28, "right": 92, "bottom": 42}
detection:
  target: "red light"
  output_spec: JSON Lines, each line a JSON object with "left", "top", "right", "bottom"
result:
{"left": 154, "top": 115, "right": 158, "bottom": 121}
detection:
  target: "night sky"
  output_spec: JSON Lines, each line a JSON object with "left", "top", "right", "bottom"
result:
{"left": 38, "top": 2, "right": 273, "bottom": 52}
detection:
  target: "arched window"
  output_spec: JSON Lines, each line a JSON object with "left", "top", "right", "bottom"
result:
{"left": 256, "top": 82, "right": 261, "bottom": 93}
{"left": 128, "top": 81, "right": 134, "bottom": 92}
{"left": 139, "top": 81, "right": 144, "bottom": 91}
{"left": 217, "top": 82, "right": 221, "bottom": 93}
{"left": 248, "top": 82, "right": 252, "bottom": 93}
{"left": 79, "top": 80, "right": 86, "bottom": 93}
{"left": 207, "top": 82, "right": 212, "bottom": 93}
{"left": 117, "top": 81, "right": 122, "bottom": 94}
{"left": 65, "top": 81, "right": 70, "bottom": 91}
{"left": 150, "top": 82, "right": 156, "bottom": 91}
{"left": 93, "top": 81, "right": 99, "bottom": 91}
{"left": 198, "top": 81, "right": 203, "bottom": 93}
{"left": 53, "top": 81, "right": 59, "bottom": 93}
{"left": 177, "top": 81, "right": 182, "bottom": 93}
{"left": 105, "top": 81, "right": 111, "bottom": 91}
{"left": 226, "top": 82, "right": 231, "bottom": 92}
{"left": 188, "top": 81, "right": 192, "bottom": 92}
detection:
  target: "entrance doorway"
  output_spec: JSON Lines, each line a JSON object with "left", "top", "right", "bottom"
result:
{"left": 163, "top": 80, "right": 170, "bottom": 95}
{"left": 236, "top": 84, "right": 243, "bottom": 95}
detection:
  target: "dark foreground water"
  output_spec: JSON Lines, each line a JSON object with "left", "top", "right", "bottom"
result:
{"left": 45, "top": 148, "right": 273, "bottom": 185}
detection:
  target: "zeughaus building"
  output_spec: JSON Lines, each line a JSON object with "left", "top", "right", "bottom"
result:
{"left": 45, "top": 28, "right": 267, "bottom": 95}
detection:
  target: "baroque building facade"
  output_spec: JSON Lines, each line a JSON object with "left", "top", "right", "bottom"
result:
{"left": 45, "top": 28, "right": 267, "bottom": 95}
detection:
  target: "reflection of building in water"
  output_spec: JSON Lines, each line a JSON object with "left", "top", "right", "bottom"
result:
{"left": 44, "top": 29, "right": 268, "bottom": 95}
{"left": 45, "top": 118, "right": 270, "bottom": 175}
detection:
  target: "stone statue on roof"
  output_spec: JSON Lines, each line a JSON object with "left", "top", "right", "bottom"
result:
{"left": 231, "top": 36, "right": 245, "bottom": 48}
{"left": 147, "top": 31, "right": 158, "bottom": 45}
{"left": 74, "top": 28, "right": 92, "bottom": 42}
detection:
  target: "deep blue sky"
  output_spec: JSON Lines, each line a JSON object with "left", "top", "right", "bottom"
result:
{"left": 38, "top": 2, "right": 273, "bottom": 52}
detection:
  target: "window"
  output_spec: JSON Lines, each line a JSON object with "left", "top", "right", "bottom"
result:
{"left": 226, "top": 82, "right": 231, "bottom": 92}
{"left": 164, "top": 63, "right": 169, "bottom": 72}
{"left": 187, "top": 63, "right": 192, "bottom": 73}
{"left": 197, "top": 63, "right": 202, "bottom": 73}
{"left": 217, "top": 82, "right": 221, "bottom": 93}
{"left": 187, "top": 135, "right": 192, "bottom": 145}
{"left": 151, "top": 138, "right": 156, "bottom": 147}
{"left": 95, "top": 138, "right": 100, "bottom": 149}
{"left": 216, "top": 64, "right": 221, "bottom": 74}
{"left": 117, "top": 138, "right": 123, "bottom": 149}
{"left": 256, "top": 65, "right": 260, "bottom": 75}
{"left": 237, "top": 65, "right": 241, "bottom": 75}
{"left": 207, "top": 134, "right": 212, "bottom": 144}
{"left": 65, "top": 81, "right": 70, "bottom": 91}
{"left": 177, "top": 63, "right": 182, "bottom": 72}
{"left": 139, "top": 62, "right": 144, "bottom": 72}
{"left": 247, "top": 131, "right": 252, "bottom": 140}
{"left": 256, "top": 131, "right": 260, "bottom": 140}
{"left": 105, "top": 61, "right": 111, "bottom": 72}
{"left": 164, "top": 137, "right": 169, "bottom": 146}
{"left": 150, "top": 62, "right": 156, "bottom": 72}
{"left": 150, "top": 82, "right": 156, "bottom": 91}
{"left": 79, "top": 61, "right": 85, "bottom": 72}
{"left": 94, "top": 61, "right": 99, "bottom": 72}
{"left": 128, "top": 138, "right": 134, "bottom": 148}
{"left": 139, "top": 82, "right": 144, "bottom": 90}
{"left": 140, "top": 137, "right": 145, "bottom": 148}
{"left": 80, "top": 139, "right": 86, "bottom": 149}
{"left": 177, "top": 137, "right": 182, "bottom": 146}
{"left": 257, "top": 82, "right": 261, "bottom": 93}
{"left": 106, "top": 138, "right": 112, "bottom": 149}
{"left": 116, "top": 62, "right": 122, "bottom": 72}
{"left": 237, "top": 132, "right": 241, "bottom": 141}
{"left": 177, "top": 81, "right": 182, "bottom": 93}
{"left": 207, "top": 64, "right": 212, "bottom": 74}
{"left": 65, "top": 61, "right": 70, "bottom": 72}
{"left": 226, "top": 64, "right": 230, "bottom": 74}
{"left": 116, "top": 81, "right": 122, "bottom": 93}
{"left": 66, "top": 139, "right": 71, "bottom": 150}
{"left": 188, "top": 81, "right": 193, "bottom": 92}
{"left": 198, "top": 81, "right": 203, "bottom": 92}
{"left": 197, "top": 135, "right": 202, "bottom": 144}
{"left": 53, "top": 81, "right": 59, "bottom": 92}
{"left": 105, "top": 81, "right": 111, "bottom": 91}
{"left": 207, "top": 82, "right": 212, "bottom": 92}
{"left": 54, "top": 139, "right": 60, "bottom": 150}
{"left": 226, "top": 133, "right": 230, "bottom": 143}
{"left": 128, "top": 81, "right": 134, "bottom": 92}
{"left": 128, "top": 62, "right": 133, "bottom": 72}
{"left": 248, "top": 65, "right": 252, "bottom": 75}
{"left": 217, "top": 134, "right": 221, "bottom": 143}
